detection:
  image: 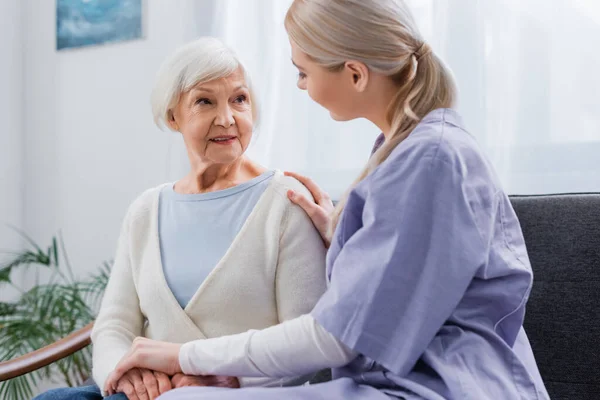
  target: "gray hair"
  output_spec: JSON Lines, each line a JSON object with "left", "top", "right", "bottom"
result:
{"left": 150, "top": 37, "right": 259, "bottom": 131}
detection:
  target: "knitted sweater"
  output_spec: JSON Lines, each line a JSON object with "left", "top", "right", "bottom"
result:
{"left": 91, "top": 170, "right": 327, "bottom": 390}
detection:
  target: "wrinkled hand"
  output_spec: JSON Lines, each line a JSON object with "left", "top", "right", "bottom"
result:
{"left": 171, "top": 373, "right": 240, "bottom": 389}
{"left": 105, "top": 337, "right": 182, "bottom": 395}
{"left": 113, "top": 368, "right": 172, "bottom": 400}
{"left": 284, "top": 171, "right": 334, "bottom": 248}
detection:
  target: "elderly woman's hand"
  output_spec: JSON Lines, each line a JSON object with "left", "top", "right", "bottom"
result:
{"left": 112, "top": 368, "right": 172, "bottom": 400}
{"left": 284, "top": 171, "right": 334, "bottom": 248}
{"left": 105, "top": 337, "right": 182, "bottom": 395}
{"left": 171, "top": 373, "right": 240, "bottom": 389}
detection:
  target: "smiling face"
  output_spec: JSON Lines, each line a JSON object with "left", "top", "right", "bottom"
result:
{"left": 169, "top": 68, "right": 254, "bottom": 166}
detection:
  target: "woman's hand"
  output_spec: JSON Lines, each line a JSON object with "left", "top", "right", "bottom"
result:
{"left": 105, "top": 337, "right": 182, "bottom": 395}
{"left": 112, "top": 368, "right": 172, "bottom": 400}
{"left": 284, "top": 171, "right": 334, "bottom": 248}
{"left": 171, "top": 373, "right": 240, "bottom": 389}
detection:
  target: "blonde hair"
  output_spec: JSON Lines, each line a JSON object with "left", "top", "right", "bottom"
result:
{"left": 285, "top": 0, "right": 457, "bottom": 232}
{"left": 150, "top": 37, "right": 259, "bottom": 131}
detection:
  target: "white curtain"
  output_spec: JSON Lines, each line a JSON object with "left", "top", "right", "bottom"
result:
{"left": 194, "top": 0, "right": 600, "bottom": 198}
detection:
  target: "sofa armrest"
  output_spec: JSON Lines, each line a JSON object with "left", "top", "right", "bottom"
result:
{"left": 0, "top": 322, "right": 94, "bottom": 381}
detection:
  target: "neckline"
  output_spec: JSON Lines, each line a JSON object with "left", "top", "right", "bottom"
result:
{"left": 166, "top": 170, "right": 275, "bottom": 202}
{"left": 421, "top": 108, "right": 464, "bottom": 128}
{"left": 371, "top": 109, "right": 463, "bottom": 155}
{"left": 152, "top": 170, "right": 283, "bottom": 317}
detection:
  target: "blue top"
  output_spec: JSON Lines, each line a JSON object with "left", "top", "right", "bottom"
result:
{"left": 158, "top": 170, "right": 275, "bottom": 308}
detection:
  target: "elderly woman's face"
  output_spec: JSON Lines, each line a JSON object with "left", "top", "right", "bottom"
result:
{"left": 171, "top": 69, "right": 253, "bottom": 165}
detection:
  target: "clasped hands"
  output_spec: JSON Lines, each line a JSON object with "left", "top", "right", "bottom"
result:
{"left": 104, "top": 337, "right": 239, "bottom": 399}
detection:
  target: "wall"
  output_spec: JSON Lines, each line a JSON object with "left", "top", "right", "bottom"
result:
{"left": 0, "top": 1, "right": 24, "bottom": 300}
{"left": 21, "top": 0, "right": 214, "bottom": 283}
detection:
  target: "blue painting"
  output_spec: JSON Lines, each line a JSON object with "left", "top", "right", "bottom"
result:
{"left": 57, "top": 0, "right": 143, "bottom": 50}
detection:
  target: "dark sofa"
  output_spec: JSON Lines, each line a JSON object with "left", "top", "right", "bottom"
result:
{"left": 512, "top": 194, "right": 600, "bottom": 399}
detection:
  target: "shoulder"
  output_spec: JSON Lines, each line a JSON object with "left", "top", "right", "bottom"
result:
{"left": 267, "top": 171, "right": 318, "bottom": 230}
{"left": 374, "top": 109, "right": 498, "bottom": 188}
{"left": 359, "top": 110, "right": 503, "bottom": 232}
{"left": 124, "top": 183, "right": 171, "bottom": 224}
{"left": 269, "top": 170, "right": 315, "bottom": 203}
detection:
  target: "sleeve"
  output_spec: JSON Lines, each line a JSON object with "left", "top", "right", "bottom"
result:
{"left": 275, "top": 194, "right": 328, "bottom": 322}
{"left": 179, "top": 314, "right": 357, "bottom": 379}
{"left": 91, "top": 209, "right": 145, "bottom": 392}
{"left": 311, "top": 152, "right": 488, "bottom": 377}
{"left": 240, "top": 190, "right": 329, "bottom": 387}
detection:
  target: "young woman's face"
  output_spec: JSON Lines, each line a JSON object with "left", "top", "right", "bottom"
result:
{"left": 290, "top": 40, "right": 364, "bottom": 122}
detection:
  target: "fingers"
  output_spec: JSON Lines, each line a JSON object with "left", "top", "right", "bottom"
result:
{"left": 170, "top": 373, "right": 185, "bottom": 388}
{"left": 130, "top": 368, "right": 150, "bottom": 400}
{"left": 105, "top": 350, "right": 136, "bottom": 393}
{"left": 287, "top": 190, "right": 323, "bottom": 218}
{"left": 287, "top": 188, "right": 332, "bottom": 247}
{"left": 141, "top": 369, "right": 160, "bottom": 399}
{"left": 116, "top": 375, "right": 139, "bottom": 400}
{"left": 154, "top": 371, "right": 173, "bottom": 395}
{"left": 284, "top": 171, "right": 334, "bottom": 215}
{"left": 176, "top": 375, "right": 200, "bottom": 388}
{"left": 176, "top": 376, "right": 193, "bottom": 388}
{"left": 284, "top": 171, "right": 327, "bottom": 203}
{"left": 170, "top": 374, "right": 241, "bottom": 389}
{"left": 172, "top": 374, "right": 210, "bottom": 388}
{"left": 106, "top": 338, "right": 183, "bottom": 394}
{"left": 212, "top": 376, "right": 241, "bottom": 388}
{"left": 106, "top": 371, "right": 119, "bottom": 395}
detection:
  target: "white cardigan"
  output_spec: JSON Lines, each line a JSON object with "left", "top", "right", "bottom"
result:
{"left": 91, "top": 171, "right": 327, "bottom": 390}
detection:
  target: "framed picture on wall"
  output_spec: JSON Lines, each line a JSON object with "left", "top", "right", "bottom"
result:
{"left": 56, "top": 0, "right": 144, "bottom": 51}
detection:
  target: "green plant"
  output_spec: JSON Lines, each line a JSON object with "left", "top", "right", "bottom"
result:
{"left": 0, "top": 231, "right": 111, "bottom": 399}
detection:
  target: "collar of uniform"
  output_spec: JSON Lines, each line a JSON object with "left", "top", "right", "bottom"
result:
{"left": 371, "top": 108, "right": 464, "bottom": 155}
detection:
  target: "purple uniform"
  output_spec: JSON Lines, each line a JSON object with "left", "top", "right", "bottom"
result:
{"left": 159, "top": 109, "right": 549, "bottom": 399}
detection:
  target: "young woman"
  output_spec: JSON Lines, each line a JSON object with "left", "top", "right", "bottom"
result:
{"left": 103, "top": 1, "right": 550, "bottom": 398}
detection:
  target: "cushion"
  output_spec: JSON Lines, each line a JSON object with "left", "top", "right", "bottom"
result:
{"left": 510, "top": 194, "right": 600, "bottom": 399}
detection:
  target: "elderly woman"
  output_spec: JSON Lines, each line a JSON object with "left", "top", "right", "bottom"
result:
{"left": 34, "top": 37, "right": 327, "bottom": 400}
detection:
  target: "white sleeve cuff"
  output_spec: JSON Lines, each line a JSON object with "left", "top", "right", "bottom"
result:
{"left": 178, "top": 329, "right": 261, "bottom": 376}
{"left": 178, "top": 341, "right": 196, "bottom": 376}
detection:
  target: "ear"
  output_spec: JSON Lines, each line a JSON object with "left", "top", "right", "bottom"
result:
{"left": 344, "top": 61, "right": 369, "bottom": 92}
{"left": 166, "top": 110, "right": 179, "bottom": 131}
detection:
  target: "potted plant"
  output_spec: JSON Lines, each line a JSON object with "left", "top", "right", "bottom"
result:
{"left": 0, "top": 231, "right": 111, "bottom": 399}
